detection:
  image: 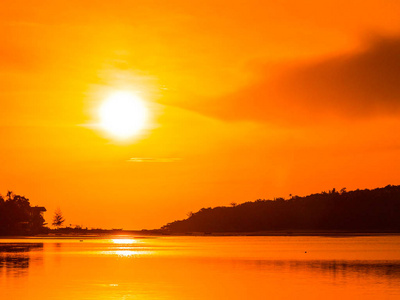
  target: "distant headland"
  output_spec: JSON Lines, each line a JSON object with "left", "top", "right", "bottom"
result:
{"left": 158, "top": 185, "right": 400, "bottom": 235}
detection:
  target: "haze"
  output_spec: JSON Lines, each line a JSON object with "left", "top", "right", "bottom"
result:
{"left": 1, "top": 0, "right": 400, "bottom": 229}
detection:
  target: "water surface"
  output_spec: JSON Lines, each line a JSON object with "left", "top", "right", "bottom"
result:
{"left": 1, "top": 236, "right": 400, "bottom": 299}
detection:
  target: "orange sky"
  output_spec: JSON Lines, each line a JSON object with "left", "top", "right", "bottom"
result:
{"left": 1, "top": 0, "right": 400, "bottom": 229}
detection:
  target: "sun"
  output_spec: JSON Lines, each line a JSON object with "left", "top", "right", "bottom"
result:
{"left": 99, "top": 91, "right": 148, "bottom": 139}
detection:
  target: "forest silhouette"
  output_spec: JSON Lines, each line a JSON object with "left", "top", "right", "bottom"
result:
{"left": 161, "top": 185, "right": 400, "bottom": 233}
{"left": 0, "top": 192, "right": 46, "bottom": 236}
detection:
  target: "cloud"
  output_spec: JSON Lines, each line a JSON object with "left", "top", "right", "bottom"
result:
{"left": 192, "top": 35, "right": 400, "bottom": 124}
{"left": 128, "top": 158, "right": 181, "bottom": 163}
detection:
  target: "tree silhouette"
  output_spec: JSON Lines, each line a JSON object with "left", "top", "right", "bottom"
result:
{"left": 161, "top": 185, "right": 400, "bottom": 233}
{"left": 0, "top": 191, "right": 46, "bottom": 235}
{"left": 52, "top": 209, "right": 65, "bottom": 229}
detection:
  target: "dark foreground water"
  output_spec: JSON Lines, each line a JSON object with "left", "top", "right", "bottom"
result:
{"left": 1, "top": 236, "right": 400, "bottom": 299}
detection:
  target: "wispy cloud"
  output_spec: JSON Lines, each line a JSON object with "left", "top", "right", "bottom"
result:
{"left": 186, "top": 35, "right": 400, "bottom": 124}
{"left": 128, "top": 158, "right": 181, "bottom": 163}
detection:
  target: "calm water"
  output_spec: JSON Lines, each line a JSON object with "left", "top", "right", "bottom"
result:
{"left": 1, "top": 236, "right": 400, "bottom": 299}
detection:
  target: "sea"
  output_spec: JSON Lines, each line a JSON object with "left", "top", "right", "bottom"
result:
{"left": 1, "top": 235, "right": 400, "bottom": 299}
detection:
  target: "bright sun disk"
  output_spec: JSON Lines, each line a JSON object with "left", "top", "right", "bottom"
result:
{"left": 99, "top": 91, "right": 148, "bottom": 139}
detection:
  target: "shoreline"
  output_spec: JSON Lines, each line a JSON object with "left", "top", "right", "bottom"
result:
{"left": 2, "top": 230, "right": 400, "bottom": 239}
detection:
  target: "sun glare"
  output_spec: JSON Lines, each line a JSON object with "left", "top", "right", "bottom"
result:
{"left": 99, "top": 91, "right": 148, "bottom": 139}
{"left": 112, "top": 238, "right": 137, "bottom": 244}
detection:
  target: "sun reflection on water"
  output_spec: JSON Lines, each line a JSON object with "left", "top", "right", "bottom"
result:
{"left": 104, "top": 238, "right": 152, "bottom": 257}
{"left": 112, "top": 238, "right": 137, "bottom": 244}
{"left": 105, "top": 250, "right": 152, "bottom": 257}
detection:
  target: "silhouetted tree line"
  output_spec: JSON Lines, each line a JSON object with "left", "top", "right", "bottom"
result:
{"left": 161, "top": 185, "right": 400, "bottom": 233}
{"left": 0, "top": 191, "right": 47, "bottom": 235}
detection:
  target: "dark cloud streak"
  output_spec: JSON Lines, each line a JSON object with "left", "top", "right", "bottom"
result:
{"left": 194, "top": 35, "right": 400, "bottom": 124}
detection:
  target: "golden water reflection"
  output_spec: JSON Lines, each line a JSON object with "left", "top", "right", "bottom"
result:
{"left": 0, "top": 236, "right": 400, "bottom": 300}
{"left": 105, "top": 249, "right": 153, "bottom": 257}
{"left": 111, "top": 238, "right": 138, "bottom": 244}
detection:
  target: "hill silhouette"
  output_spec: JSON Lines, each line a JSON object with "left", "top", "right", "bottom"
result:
{"left": 161, "top": 185, "right": 400, "bottom": 233}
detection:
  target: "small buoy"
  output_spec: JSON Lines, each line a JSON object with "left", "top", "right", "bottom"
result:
{"left": 305, "top": 251, "right": 307, "bottom": 253}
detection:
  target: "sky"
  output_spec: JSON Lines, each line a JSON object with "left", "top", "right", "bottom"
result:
{"left": 1, "top": 0, "right": 400, "bottom": 229}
